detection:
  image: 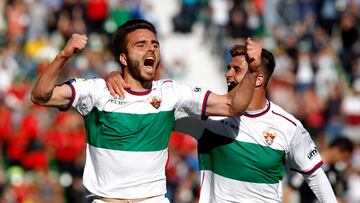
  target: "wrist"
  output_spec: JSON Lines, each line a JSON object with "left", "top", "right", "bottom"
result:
{"left": 57, "top": 50, "right": 70, "bottom": 60}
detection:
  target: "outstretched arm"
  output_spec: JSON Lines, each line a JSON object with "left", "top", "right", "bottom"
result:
{"left": 205, "top": 38, "right": 261, "bottom": 116}
{"left": 31, "top": 33, "right": 88, "bottom": 108}
{"left": 105, "top": 38, "right": 261, "bottom": 117}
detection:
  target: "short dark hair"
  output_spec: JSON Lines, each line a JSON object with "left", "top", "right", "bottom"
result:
{"left": 329, "top": 137, "right": 354, "bottom": 153}
{"left": 112, "top": 19, "right": 157, "bottom": 59}
{"left": 261, "top": 48, "right": 275, "bottom": 86}
{"left": 230, "top": 45, "right": 247, "bottom": 57}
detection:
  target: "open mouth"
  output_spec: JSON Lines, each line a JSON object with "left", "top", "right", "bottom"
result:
{"left": 144, "top": 57, "right": 155, "bottom": 67}
{"left": 227, "top": 81, "right": 237, "bottom": 91}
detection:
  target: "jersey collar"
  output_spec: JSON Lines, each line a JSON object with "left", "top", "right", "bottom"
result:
{"left": 243, "top": 99, "right": 271, "bottom": 118}
{"left": 124, "top": 85, "right": 152, "bottom": 96}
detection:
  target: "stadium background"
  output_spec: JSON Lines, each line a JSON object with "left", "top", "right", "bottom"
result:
{"left": 0, "top": 0, "right": 359, "bottom": 202}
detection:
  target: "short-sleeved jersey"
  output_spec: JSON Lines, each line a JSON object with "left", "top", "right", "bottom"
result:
{"left": 66, "top": 78, "right": 210, "bottom": 199}
{"left": 174, "top": 100, "right": 322, "bottom": 203}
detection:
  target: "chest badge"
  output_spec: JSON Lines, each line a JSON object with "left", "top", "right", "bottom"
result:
{"left": 263, "top": 128, "right": 277, "bottom": 145}
{"left": 149, "top": 96, "right": 162, "bottom": 109}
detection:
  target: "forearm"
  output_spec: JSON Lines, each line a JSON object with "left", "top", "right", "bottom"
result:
{"left": 229, "top": 71, "right": 258, "bottom": 115}
{"left": 304, "top": 168, "right": 337, "bottom": 203}
{"left": 31, "top": 54, "right": 68, "bottom": 104}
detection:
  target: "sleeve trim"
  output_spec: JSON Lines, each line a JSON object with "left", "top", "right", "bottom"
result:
{"left": 59, "top": 81, "right": 76, "bottom": 111}
{"left": 290, "top": 160, "right": 323, "bottom": 174}
{"left": 201, "top": 91, "right": 211, "bottom": 120}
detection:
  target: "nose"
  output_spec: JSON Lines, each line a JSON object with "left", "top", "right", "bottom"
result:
{"left": 146, "top": 43, "right": 156, "bottom": 52}
{"left": 225, "top": 68, "right": 233, "bottom": 78}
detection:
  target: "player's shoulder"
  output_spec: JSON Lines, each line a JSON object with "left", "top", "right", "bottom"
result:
{"left": 269, "top": 101, "right": 301, "bottom": 128}
{"left": 71, "top": 77, "right": 106, "bottom": 86}
{"left": 154, "top": 79, "right": 175, "bottom": 85}
{"left": 153, "top": 79, "right": 179, "bottom": 89}
{"left": 70, "top": 78, "right": 109, "bottom": 96}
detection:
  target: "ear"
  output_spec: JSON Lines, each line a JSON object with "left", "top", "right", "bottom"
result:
{"left": 119, "top": 54, "right": 127, "bottom": 67}
{"left": 255, "top": 74, "right": 264, "bottom": 87}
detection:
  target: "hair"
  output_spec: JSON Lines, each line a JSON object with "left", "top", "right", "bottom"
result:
{"left": 261, "top": 48, "right": 275, "bottom": 86}
{"left": 229, "top": 45, "right": 276, "bottom": 86}
{"left": 112, "top": 19, "right": 157, "bottom": 66}
{"left": 329, "top": 137, "right": 354, "bottom": 153}
{"left": 230, "top": 45, "right": 247, "bottom": 57}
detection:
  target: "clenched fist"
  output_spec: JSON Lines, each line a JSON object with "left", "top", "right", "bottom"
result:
{"left": 59, "top": 33, "right": 88, "bottom": 59}
{"left": 245, "top": 38, "right": 262, "bottom": 73}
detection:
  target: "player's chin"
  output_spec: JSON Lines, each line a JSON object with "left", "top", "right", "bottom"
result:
{"left": 141, "top": 73, "right": 155, "bottom": 82}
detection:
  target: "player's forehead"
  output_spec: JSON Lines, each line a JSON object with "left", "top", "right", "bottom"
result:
{"left": 229, "top": 55, "right": 247, "bottom": 67}
{"left": 127, "top": 29, "right": 158, "bottom": 43}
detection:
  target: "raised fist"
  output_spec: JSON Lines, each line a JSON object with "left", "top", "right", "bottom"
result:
{"left": 245, "top": 38, "right": 262, "bottom": 73}
{"left": 59, "top": 33, "right": 88, "bottom": 59}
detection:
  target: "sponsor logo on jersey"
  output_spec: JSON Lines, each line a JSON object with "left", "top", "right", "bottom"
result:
{"left": 221, "top": 119, "right": 239, "bottom": 129}
{"left": 193, "top": 87, "right": 201, "bottom": 92}
{"left": 307, "top": 147, "right": 318, "bottom": 160}
{"left": 109, "top": 99, "right": 127, "bottom": 106}
{"left": 149, "top": 96, "right": 162, "bottom": 109}
{"left": 263, "top": 128, "right": 277, "bottom": 145}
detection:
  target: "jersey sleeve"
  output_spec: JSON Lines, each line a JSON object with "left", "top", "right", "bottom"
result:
{"left": 171, "top": 81, "right": 211, "bottom": 120}
{"left": 174, "top": 116, "right": 205, "bottom": 140}
{"left": 286, "top": 123, "right": 323, "bottom": 174}
{"left": 63, "top": 78, "right": 105, "bottom": 116}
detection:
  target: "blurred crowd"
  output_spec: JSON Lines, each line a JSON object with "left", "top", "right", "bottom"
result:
{"left": 0, "top": 0, "right": 359, "bottom": 203}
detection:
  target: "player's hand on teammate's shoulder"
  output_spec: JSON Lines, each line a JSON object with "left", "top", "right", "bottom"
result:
{"left": 105, "top": 71, "right": 130, "bottom": 99}
{"left": 245, "top": 37, "right": 262, "bottom": 73}
{"left": 59, "top": 33, "right": 88, "bottom": 59}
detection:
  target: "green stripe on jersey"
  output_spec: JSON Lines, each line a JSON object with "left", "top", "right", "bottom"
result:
{"left": 198, "top": 129, "right": 285, "bottom": 184}
{"left": 84, "top": 108, "right": 175, "bottom": 151}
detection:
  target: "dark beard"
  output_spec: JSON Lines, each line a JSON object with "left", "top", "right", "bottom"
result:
{"left": 127, "top": 59, "right": 150, "bottom": 83}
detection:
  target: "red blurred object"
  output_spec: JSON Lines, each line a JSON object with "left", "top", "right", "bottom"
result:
{"left": 86, "top": 0, "right": 108, "bottom": 21}
{"left": 0, "top": 104, "right": 12, "bottom": 141}
{"left": 345, "top": 115, "right": 360, "bottom": 125}
{"left": 21, "top": 113, "right": 40, "bottom": 139}
{"left": 6, "top": 82, "right": 29, "bottom": 101}
{"left": 169, "top": 132, "right": 197, "bottom": 156}
{"left": 22, "top": 150, "right": 48, "bottom": 171}
{"left": 44, "top": 128, "right": 85, "bottom": 162}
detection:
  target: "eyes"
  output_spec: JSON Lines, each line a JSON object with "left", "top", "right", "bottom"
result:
{"left": 226, "top": 65, "right": 243, "bottom": 73}
{"left": 134, "top": 40, "right": 159, "bottom": 49}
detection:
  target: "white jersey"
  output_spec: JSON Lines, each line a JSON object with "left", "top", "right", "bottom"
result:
{"left": 66, "top": 78, "right": 210, "bottom": 199}
{"left": 174, "top": 100, "right": 322, "bottom": 203}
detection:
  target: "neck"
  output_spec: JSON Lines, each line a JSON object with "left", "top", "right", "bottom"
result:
{"left": 124, "top": 72, "right": 152, "bottom": 91}
{"left": 246, "top": 89, "right": 267, "bottom": 111}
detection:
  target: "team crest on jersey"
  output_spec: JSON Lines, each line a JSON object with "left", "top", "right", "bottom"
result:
{"left": 149, "top": 96, "right": 162, "bottom": 109}
{"left": 263, "top": 128, "right": 277, "bottom": 145}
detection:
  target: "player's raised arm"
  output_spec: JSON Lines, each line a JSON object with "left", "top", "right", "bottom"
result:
{"left": 31, "top": 33, "right": 88, "bottom": 108}
{"left": 205, "top": 38, "right": 261, "bottom": 116}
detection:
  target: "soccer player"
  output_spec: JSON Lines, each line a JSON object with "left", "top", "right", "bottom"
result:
{"left": 106, "top": 44, "right": 338, "bottom": 203}
{"left": 31, "top": 19, "right": 261, "bottom": 203}
{"left": 175, "top": 46, "right": 338, "bottom": 203}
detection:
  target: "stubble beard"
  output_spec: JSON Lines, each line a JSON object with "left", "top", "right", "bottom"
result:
{"left": 128, "top": 59, "right": 154, "bottom": 84}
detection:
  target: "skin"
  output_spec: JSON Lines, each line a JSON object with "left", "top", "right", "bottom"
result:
{"left": 106, "top": 36, "right": 263, "bottom": 116}
{"left": 31, "top": 33, "right": 88, "bottom": 108}
{"left": 31, "top": 27, "right": 262, "bottom": 117}
{"left": 119, "top": 29, "right": 161, "bottom": 90}
{"left": 107, "top": 44, "right": 268, "bottom": 112}
{"left": 225, "top": 53, "right": 267, "bottom": 111}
